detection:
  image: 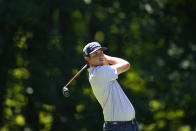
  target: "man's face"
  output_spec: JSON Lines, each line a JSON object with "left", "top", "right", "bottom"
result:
{"left": 87, "top": 49, "right": 105, "bottom": 66}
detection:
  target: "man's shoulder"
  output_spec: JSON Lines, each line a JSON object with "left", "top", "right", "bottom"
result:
{"left": 89, "top": 65, "right": 118, "bottom": 83}
{"left": 89, "top": 66, "right": 108, "bottom": 77}
{"left": 89, "top": 66, "right": 108, "bottom": 82}
{"left": 90, "top": 65, "right": 117, "bottom": 78}
{"left": 92, "top": 65, "right": 112, "bottom": 73}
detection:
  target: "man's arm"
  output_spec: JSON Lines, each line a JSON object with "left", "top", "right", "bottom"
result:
{"left": 104, "top": 55, "right": 130, "bottom": 74}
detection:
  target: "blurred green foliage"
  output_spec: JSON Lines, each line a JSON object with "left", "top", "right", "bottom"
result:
{"left": 0, "top": 0, "right": 196, "bottom": 131}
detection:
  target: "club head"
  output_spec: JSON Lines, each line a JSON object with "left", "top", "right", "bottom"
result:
{"left": 62, "top": 86, "right": 70, "bottom": 98}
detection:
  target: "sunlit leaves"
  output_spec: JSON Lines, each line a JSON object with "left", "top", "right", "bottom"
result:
{"left": 5, "top": 85, "right": 27, "bottom": 107}
{"left": 2, "top": 27, "right": 31, "bottom": 129}
{"left": 156, "top": 120, "right": 166, "bottom": 129}
{"left": 13, "top": 29, "right": 33, "bottom": 49}
{"left": 142, "top": 109, "right": 185, "bottom": 130}
{"left": 4, "top": 108, "right": 13, "bottom": 119}
{"left": 39, "top": 111, "right": 53, "bottom": 131}
{"left": 144, "top": 123, "right": 156, "bottom": 131}
{"left": 178, "top": 125, "right": 191, "bottom": 131}
{"left": 10, "top": 68, "right": 30, "bottom": 79}
{"left": 154, "top": 111, "right": 165, "bottom": 119}
{"left": 167, "top": 110, "right": 184, "bottom": 120}
{"left": 15, "top": 115, "right": 25, "bottom": 126}
{"left": 76, "top": 104, "right": 85, "bottom": 112}
{"left": 94, "top": 31, "right": 104, "bottom": 42}
{"left": 122, "top": 71, "right": 144, "bottom": 93}
{"left": 149, "top": 100, "right": 165, "bottom": 111}
{"left": 83, "top": 87, "right": 96, "bottom": 101}
{"left": 39, "top": 104, "right": 56, "bottom": 131}
{"left": 75, "top": 104, "right": 85, "bottom": 120}
{"left": 153, "top": 110, "right": 184, "bottom": 120}
{"left": 167, "top": 43, "right": 184, "bottom": 57}
{"left": 83, "top": 88, "right": 91, "bottom": 95}
{"left": 16, "top": 54, "right": 29, "bottom": 67}
{"left": 42, "top": 104, "right": 56, "bottom": 112}
{"left": 84, "top": 0, "right": 91, "bottom": 5}
{"left": 144, "top": 4, "right": 153, "bottom": 14}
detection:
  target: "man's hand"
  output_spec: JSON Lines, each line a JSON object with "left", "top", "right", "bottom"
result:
{"left": 104, "top": 54, "right": 109, "bottom": 65}
{"left": 104, "top": 55, "right": 130, "bottom": 74}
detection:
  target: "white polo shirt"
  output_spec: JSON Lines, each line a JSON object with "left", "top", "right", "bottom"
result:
{"left": 88, "top": 65, "right": 135, "bottom": 121}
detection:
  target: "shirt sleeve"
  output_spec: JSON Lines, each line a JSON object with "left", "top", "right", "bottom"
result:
{"left": 98, "top": 65, "right": 118, "bottom": 82}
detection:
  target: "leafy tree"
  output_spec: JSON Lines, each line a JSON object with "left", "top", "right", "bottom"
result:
{"left": 0, "top": 0, "right": 195, "bottom": 130}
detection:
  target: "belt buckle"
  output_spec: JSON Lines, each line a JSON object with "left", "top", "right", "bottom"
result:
{"left": 113, "top": 122, "right": 118, "bottom": 125}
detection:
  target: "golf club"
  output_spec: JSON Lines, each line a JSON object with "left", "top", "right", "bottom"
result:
{"left": 63, "top": 64, "right": 88, "bottom": 97}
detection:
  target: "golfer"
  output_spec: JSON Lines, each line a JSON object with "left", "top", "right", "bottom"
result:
{"left": 83, "top": 42, "right": 139, "bottom": 131}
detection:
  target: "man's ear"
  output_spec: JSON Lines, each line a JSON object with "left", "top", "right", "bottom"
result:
{"left": 84, "top": 56, "right": 90, "bottom": 62}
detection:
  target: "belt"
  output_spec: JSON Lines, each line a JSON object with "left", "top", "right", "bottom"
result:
{"left": 105, "top": 118, "right": 136, "bottom": 125}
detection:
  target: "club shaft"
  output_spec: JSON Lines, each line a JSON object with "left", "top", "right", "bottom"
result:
{"left": 65, "top": 64, "right": 88, "bottom": 87}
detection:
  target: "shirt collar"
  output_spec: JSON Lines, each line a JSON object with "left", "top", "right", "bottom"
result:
{"left": 87, "top": 66, "right": 97, "bottom": 72}
{"left": 87, "top": 67, "right": 92, "bottom": 72}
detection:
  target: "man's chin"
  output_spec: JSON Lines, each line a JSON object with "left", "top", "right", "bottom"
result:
{"left": 99, "top": 62, "right": 104, "bottom": 66}
{"left": 100, "top": 61, "right": 105, "bottom": 65}
{"left": 93, "top": 63, "right": 104, "bottom": 66}
{"left": 97, "top": 63, "right": 104, "bottom": 66}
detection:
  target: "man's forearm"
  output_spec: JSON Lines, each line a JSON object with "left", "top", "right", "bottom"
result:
{"left": 104, "top": 55, "right": 126, "bottom": 65}
{"left": 104, "top": 55, "right": 130, "bottom": 74}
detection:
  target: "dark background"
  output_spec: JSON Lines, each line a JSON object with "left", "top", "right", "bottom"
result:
{"left": 0, "top": 0, "right": 196, "bottom": 130}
